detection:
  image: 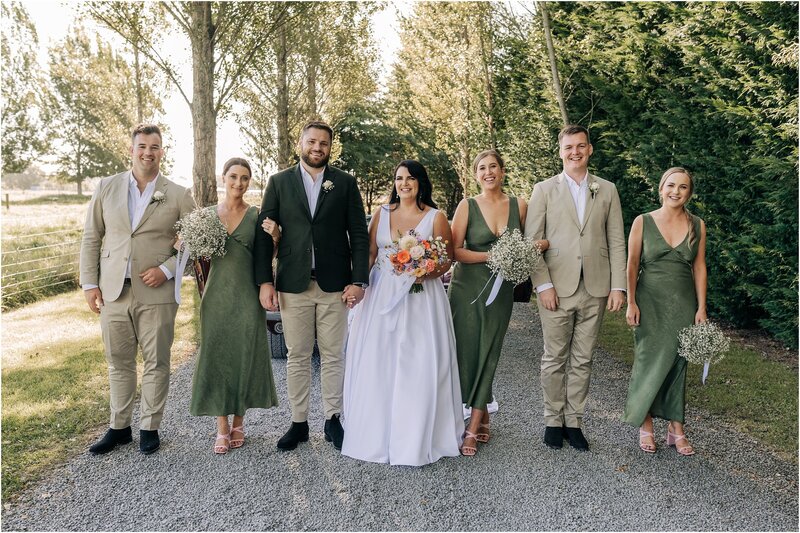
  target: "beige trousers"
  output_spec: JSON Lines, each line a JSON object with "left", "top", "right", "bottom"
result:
{"left": 537, "top": 278, "right": 606, "bottom": 428}
{"left": 100, "top": 285, "right": 178, "bottom": 430}
{"left": 279, "top": 281, "right": 348, "bottom": 422}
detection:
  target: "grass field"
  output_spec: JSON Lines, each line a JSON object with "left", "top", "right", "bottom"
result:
{"left": 1, "top": 192, "right": 91, "bottom": 309}
{"left": 598, "top": 309, "right": 799, "bottom": 462}
{"left": 1, "top": 284, "right": 200, "bottom": 501}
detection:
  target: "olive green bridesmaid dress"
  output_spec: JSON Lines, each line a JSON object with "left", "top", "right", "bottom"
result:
{"left": 190, "top": 206, "right": 278, "bottom": 416}
{"left": 449, "top": 197, "right": 520, "bottom": 409}
{"left": 623, "top": 213, "right": 701, "bottom": 426}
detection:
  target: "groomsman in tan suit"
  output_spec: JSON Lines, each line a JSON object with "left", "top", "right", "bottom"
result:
{"left": 80, "top": 124, "right": 195, "bottom": 455}
{"left": 525, "top": 125, "right": 626, "bottom": 451}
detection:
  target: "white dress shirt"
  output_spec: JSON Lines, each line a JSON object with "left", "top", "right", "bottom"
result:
{"left": 300, "top": 164, "right": 326, "bottom": 269}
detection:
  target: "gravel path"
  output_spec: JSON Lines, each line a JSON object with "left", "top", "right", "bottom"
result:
{"left": 3, "top": 303, "right": 797, "bottom": 531}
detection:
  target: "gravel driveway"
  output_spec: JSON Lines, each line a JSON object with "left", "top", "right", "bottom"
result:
{"left": 3, "top": 303, "right": 797, "bottom": 531}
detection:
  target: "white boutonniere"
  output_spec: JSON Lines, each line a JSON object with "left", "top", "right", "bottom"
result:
{"left": 150, "top": 191, "right": 166, "bottom": 205}
{"left": 322, "top": 180, "right": 334, "bottom": 193}
{"left": 589, "top": 182, "right": 599, "bottom": 199}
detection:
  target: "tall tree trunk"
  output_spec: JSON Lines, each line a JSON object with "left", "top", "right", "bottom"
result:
{"left": 478, "top": 6, "right": 497, "bottom": 148}
{"left": 134, "top": 43, "right": 143, "bottom": 123}
{"left": 306, "top": 54, "right": 318, "bottom": 119}
{"left": 538, "top": 1, "right": 569, "bottom": 126}
{"left": 190, "top": 2, "right": 217, "bottom": 207}
{"left": 275, "top": 22, "right": 292, "bottom": 170}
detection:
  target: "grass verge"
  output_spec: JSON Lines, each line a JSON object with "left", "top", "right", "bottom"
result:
{"left": 598, "top": 309, "right": 798, "bottom": 462}
{"left": 1, "top": 283, "right": 200, "bottom": 501}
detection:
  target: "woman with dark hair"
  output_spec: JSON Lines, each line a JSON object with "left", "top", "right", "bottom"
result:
{"left": 623, "top": 167, "right": 706, "bottom": 456}
{"left": 341, "top": 160, "right": 464, "bottom": 466}
{"left": 448, "top": 149, "right": 548, "bottom": 456}
{"left": 190, "top": 157, "right": 278, "bottom": 454}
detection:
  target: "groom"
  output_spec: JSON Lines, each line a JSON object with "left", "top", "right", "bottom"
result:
{"left": 254, "top": 120, "right": 369, "bottom": 451}
{"left": 80, "top": 124, "right": 195, "bottom": 455}
{"left": 525, "top": 124, "right": 626, "bottom": 451}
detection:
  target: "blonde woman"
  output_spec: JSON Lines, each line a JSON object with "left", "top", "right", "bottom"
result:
{"left": 623, "top": 167, "right": 707, "bottom": 456}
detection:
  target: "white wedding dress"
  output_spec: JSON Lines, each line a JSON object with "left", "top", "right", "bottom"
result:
{"left": 342, "top": 206, "right": 464, "bottom": 466}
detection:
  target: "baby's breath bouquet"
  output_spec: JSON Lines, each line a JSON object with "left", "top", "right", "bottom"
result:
{"left": 486, "top": 228, "right": 541, "bottom": 285}
{"left": 678, "top": 321, "right": 731, "bottom": 384}
{"left": 174, "top": 206, "right": 228, "bottom": 260}
{"left": 474, "top": 228, "right": 541, "bottom": 306}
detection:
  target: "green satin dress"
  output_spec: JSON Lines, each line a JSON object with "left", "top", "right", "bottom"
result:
{"left": 449, "top": 197, "right": 520, "bottom": 409}
{"left": 190, "top": 206, "right": 278, "bottom": 416}
{"left": 623, "top": 213, "right": 701, "bottom": 426}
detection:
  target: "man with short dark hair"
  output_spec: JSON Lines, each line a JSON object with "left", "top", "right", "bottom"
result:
{"left": 526, "top": 124, "right": 626, "bottom": 451}
{"left": 254, "top": 120, "right": 369, "bottom": 451}
{"left": 80, "top": 124, "right": 195, "bottom": 455}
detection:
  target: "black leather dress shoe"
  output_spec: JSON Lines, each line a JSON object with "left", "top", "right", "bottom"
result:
{"left": 564, "top": 427, "right": 589, "bottom": 451}
{"left": 277, "top": 421, "right": 309, "bottom": 451}
{"left": 324, "top": 414, "right": 344, "bottom": 450}
{"left": 543, "top": 426, "right": 565, "bottom": 449}
{"left": 89, "top": 427, "right": 133, "bottom": 455}
{"left": 139, "top": 430, "right": 161, "bottom": 455}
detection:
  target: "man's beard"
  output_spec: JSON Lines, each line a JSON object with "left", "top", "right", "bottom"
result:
{"left": 301, "top": 151, "right": 329, "bottom": 169}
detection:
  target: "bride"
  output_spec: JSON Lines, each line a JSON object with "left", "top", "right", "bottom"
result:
{"left": 341, "top": 160, "right": 464, "bottom": 466}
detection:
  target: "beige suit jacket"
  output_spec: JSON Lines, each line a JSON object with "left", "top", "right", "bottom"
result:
{"left": 525, "top": 172, "right": 626, "bottom": 298}
{"left": 80, "top": 171, "right": 195, "bottom": 304}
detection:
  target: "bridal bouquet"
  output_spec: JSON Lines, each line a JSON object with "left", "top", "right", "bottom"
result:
{"left": 678, "top": 321, "right": 731, "bottom": 384}
{"left": 174, "top": 206, "right": 228, "bottom": 260}
{"left": 474, "top": 228, "right": 541, "bottom": 306}
{"left": 387, "top": 230, "right": 449, "bottom": 293}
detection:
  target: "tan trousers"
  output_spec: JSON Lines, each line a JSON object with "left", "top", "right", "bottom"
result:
{"left": 537, "top": 278, "right": 606, "bottom": 428}
{"left": 279, "top": 281, "right": 348, "bottom": 422}
{"left": 100, "top": 285, "right": 178, "bottom": 430}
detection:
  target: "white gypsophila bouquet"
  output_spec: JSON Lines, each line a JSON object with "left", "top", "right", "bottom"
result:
{"left": 174, "top": 206, "right": 228, "bottom": 260}
{"left": 486, "top": 228, "right": 541, "bottom": 285}
{"left": 678, "top": 321, "right": 731, "bottom": 365}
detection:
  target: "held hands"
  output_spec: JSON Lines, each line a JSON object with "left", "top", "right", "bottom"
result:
{"left": 607, "top": 290, "right": 625, "bottom": 312}
{"left": 84, "top": 287, "right": 104, "bottom": 314}
{"left": 259, "top": 283, "right": 279, "bottom": 311}
{"left": 262, "top": 217, "right": 281, "bottom": 243}
{"left": 341, "top": 285, "right": 365, "bottom": 309}
{"left": 626, "top": 302, "right": 640, "bottom": 326}
{"left": 140, "top": 267, "right": 167, "bottom": 288}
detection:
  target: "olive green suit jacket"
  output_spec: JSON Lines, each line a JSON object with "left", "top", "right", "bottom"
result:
{"left": 253, "top": 164, "right": 369, "bottom": 293}
{"left": 525, "top": 172, "right": 627, "bottom": 298}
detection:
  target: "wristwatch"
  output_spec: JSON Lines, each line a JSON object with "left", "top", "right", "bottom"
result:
{"left": 353, "top": 282, "right": 368, "bottom": 289}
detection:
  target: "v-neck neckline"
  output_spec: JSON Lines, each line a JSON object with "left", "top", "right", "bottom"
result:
{"left": 648, "top": 213, "right": 689, "bottom": 250}
{"left": 388, "top": 207, "right": 432, "bottom": 237}
{"left": 218, "top": 205, "right": 250, "bottom": 237}
{"left": 472, "top": 196, "right": 512, "bottom": 237}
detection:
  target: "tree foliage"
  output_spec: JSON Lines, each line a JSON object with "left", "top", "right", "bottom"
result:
{"left": 1, "top": 2, "right": 49, "bottom": 174}
{"left": 47, "top": 27, "right": 140, "bottom": 194}
{"left": 547, "top": 1, "right": 798, "bottom": 345}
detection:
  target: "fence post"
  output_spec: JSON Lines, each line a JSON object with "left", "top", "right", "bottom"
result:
{"left": 4, "top": 193, "right": 8, "bottom": 210}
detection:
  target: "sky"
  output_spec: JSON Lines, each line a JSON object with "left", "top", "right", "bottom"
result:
{"left": 23, "top": 0, "right": 410, "bottom": 187}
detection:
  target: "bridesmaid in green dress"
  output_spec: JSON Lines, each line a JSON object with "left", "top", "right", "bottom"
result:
{"left": 448, "top": 149, "right": 547, "bottom": 456}
{"left": 190, "top": 158, "right": 278, "bottom": 454}
{"left": 623, "top": 167, "right": 707, "bottom": 456}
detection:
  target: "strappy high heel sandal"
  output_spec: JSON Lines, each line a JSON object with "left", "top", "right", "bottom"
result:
{"left": 230, "top": 425, "right": 245, "bottom": 449}
{"left": 667, "top": 426, "right": 695, "bottom": 456}
{"left": 214, "top": 432, "right": 231, "bottom": 455}
{"left": 460, "top": 430, "right": 478, "bottom": 456}
{"left": 638, "top": 428, "right": 656, "bottom": 453}
{"left": 476, "top": 422, "right": 491, "bottom": 443}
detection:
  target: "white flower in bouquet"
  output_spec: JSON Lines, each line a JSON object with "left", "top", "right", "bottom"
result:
{"left": 398, "top": 234, "right": 417, "bottom": 251}
{"left": 409, "top": 245, "right": 425, "bottom": 260}
{"left": 678, "top": 321, "right": 731, "bottom": 365}
{"left": 174, "top": 206, "right": 228, "bottom": 260}
{"left": 486, "top": 228, "right": 541, "bottom": 285}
